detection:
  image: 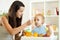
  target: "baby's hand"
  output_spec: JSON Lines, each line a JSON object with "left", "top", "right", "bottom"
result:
{"left": 46, "top": 24, "right": 51, "bottom": 32}
{"left": 46, "top": 31, "right": 51, "bottom": 37}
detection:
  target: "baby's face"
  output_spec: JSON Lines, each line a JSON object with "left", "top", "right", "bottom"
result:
{"left": 34, "top": 16, "right": 44, "bottom": 27}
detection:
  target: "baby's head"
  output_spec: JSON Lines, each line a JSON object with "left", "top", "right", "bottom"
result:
{"left": 34, "top": 14, "right": 44, "bottom": 27}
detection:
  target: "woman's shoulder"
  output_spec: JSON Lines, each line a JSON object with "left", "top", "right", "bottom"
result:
{"left": 1, "top": 16, "right": 9, "bottom": 23}
{"left": 2, "top": 16, "right": 7, "bottom": 20}
{"left": 2, "top": 14, "right": 9, "bottom": 19}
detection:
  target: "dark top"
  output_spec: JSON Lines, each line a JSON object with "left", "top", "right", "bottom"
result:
{"left": 8, "top": 16, "right": 22, "bottom": 28}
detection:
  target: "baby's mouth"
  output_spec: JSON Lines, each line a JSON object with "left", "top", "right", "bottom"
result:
{"left": 35, "top": 23, "right": 39, "bottom": 26}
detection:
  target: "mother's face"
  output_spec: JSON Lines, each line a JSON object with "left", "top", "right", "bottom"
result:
{"left": 16, "top": 6, "right": 25, "bottom": 18}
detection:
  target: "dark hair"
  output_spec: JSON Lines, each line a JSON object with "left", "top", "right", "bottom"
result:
{"left": 8, "top": 1, "right": 25, "bottom": 17}
{"left": 8, "top": 1, "right": 25, "bottom": 27}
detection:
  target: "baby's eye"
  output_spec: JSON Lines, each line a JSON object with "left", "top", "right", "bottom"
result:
{"left": 37, "top": 19, "right": 39, "bottom": 21}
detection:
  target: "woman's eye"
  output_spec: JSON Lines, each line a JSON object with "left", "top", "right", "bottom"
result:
{"left": 20, "top": 10, "right": 23, "bottom": 12}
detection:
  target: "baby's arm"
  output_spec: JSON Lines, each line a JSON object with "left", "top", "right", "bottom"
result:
{"left": 46, "top": 25, "right": 51, "bottom": 37}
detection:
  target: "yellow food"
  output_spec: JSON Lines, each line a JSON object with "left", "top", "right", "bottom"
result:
{"left": 33, "top": 32, "right": 38, "bottom": 37}
{"left": 24, "top": 32, "right": 32, "bottom": 37}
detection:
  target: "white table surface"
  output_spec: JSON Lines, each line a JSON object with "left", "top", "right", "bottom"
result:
{"left": 21, "top": 36, "right": 57, "bottom": 40}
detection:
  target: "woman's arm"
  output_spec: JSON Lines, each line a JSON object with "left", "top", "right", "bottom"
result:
{"left": 1, "top": 16, "right": 31, "bottom": 35}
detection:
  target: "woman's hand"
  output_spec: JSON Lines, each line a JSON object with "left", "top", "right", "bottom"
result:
{"left": 25, "top": 20, "right": 32, "bottom": 26}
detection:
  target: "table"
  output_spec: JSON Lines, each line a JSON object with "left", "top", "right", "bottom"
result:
{"left": 21, "top": 36, "right": 57, "bottom": 40}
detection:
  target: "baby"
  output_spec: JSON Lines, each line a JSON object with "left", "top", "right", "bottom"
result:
{"left": 32, "top": 14, "right": 51, "bottom": 37}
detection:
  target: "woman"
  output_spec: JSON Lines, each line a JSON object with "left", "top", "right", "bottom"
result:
{"left": 1, "top": 1, "right": 31, "bottom": 40}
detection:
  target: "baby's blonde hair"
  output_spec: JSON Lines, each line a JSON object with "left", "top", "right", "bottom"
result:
{"left": 34, "top": 14, "right": 44, "bottom": 20}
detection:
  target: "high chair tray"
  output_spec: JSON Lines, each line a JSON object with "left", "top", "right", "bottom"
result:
{"left": 21, "top": 36, "right": 57, "bottom": 40}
